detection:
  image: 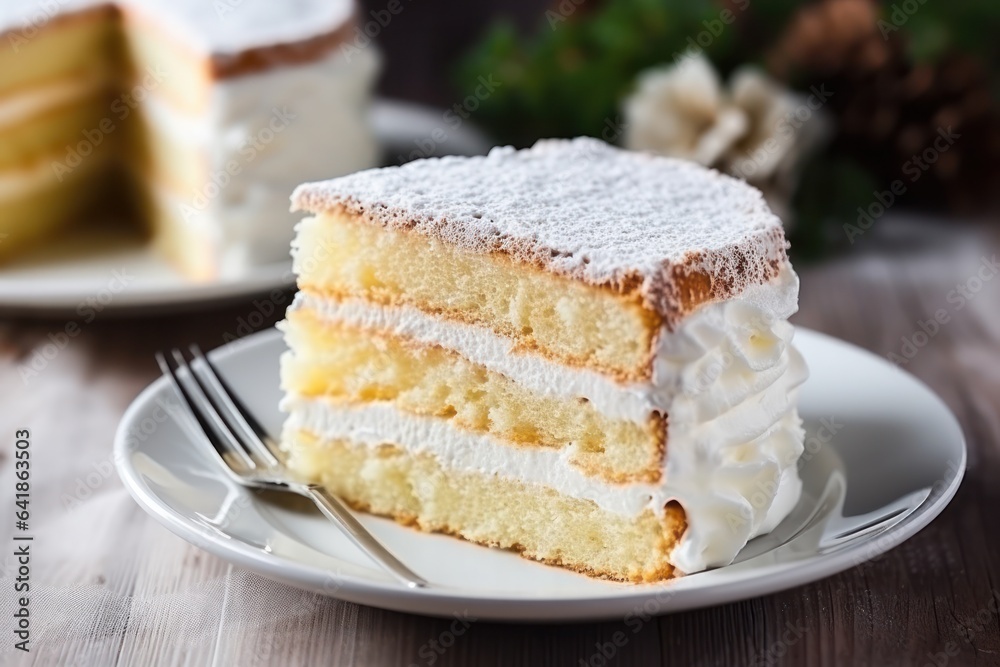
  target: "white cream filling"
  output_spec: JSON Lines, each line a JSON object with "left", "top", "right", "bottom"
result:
{"left": 290, "top": 291, "right": 658, "bottom": 423}
{"left": 0, "top": 145, "right": 114, "bottom": 199}
{"left": 0, "top": 159, "right": 57, "bottom": 199}
{"left": 0, "top": 71, "right": 113, "bottom": 132}
{"left": 284, "top": 265, "right": 808, "bottom": 573}
{"left": 0, "top": 71, "right": 116, "bottom": 201}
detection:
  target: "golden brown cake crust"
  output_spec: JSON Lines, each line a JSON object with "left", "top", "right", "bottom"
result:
{"left": 206, "top": 19, "right": 354, "bottom": 79}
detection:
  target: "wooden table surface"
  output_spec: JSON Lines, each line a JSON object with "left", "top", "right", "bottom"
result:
{"left": 2, "top": 231, "right": 998, "bottom": 666}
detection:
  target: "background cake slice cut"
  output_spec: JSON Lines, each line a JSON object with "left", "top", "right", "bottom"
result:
{"left": 0, "top": 0, "right": 378, "bottom": 279}
{"left": 280, "top": 138, "right": 808, "bottom": 582}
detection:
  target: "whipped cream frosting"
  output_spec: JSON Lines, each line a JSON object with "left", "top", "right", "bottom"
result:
{"left": 284, "top": 265, "right": 807, "bottom": 574}
{"left": 653, "top": 267, "right": 807, "bottom": 570}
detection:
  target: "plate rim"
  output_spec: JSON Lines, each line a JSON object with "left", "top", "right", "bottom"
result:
{"left": 114, "top": 326, "right": 967, "bottom": 621}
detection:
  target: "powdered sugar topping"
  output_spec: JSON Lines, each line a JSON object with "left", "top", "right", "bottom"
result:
{"left": 293, "top": 138, "right": 789, "bottom": 320}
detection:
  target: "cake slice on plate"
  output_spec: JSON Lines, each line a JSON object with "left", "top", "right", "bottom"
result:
{"left": 0, "top": 0, "right": 377, "bottom": 279}
{"left": 279, "top": 138, "right": 808, "bottom": 582}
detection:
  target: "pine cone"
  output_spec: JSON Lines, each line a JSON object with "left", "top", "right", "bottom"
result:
{"left": 768, "top": 0, "right": 892, "bottom": 79}
{"left": 769, "top": 0, "right": 1000, "bottom": 212}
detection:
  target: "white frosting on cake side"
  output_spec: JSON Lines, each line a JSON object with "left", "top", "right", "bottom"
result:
{"left": 0, "top": 0, "right": 355, "bottom": 57}
{"left": 283, "top": 265, "right": 808, "bottom": 573}
{"left": 148, "top": 45, "right": 379, "bottom": 274}
{"left": 654, "top": 267, "right": 807, "bottom": 572}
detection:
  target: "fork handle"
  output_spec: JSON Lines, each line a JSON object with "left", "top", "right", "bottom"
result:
{"left": 306, "top": 486, "right": 428, "bottom": 589}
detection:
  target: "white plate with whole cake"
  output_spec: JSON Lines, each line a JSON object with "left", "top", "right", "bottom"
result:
{"left": 116, "top": 140, "right": 965, "bottom": 621}
{"left": 0, "top": 0, "right": 489, "bottom": 314}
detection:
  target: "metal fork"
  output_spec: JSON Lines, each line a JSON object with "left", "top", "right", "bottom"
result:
{"left": 156, "top": 345, "right": 428, "bottom": 589}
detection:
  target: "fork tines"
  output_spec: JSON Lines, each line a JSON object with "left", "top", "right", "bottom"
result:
{"left": 156, "top": 346, "right": 279, "bottom": 473}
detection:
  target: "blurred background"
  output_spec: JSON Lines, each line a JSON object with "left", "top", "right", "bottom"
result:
{"left": 368, "top": 0, "right": 1000, "bottom": 260}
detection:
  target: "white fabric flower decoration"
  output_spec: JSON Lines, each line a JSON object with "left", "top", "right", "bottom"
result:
{"left": 624, "top": 55, "right": 747, "bottom": 166}
{"left": 623, "top": 54, "right": 827, "bottom": 225}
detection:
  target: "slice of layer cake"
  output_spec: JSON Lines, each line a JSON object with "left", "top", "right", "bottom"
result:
{"left": 0, "top": 0, "right": 377, "bottom": 279}
{"left": 280, "top": 138, "right": 808, "bottom": 582}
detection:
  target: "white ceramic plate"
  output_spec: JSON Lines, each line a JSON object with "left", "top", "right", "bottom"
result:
{"left": 115, "top": 328, "right": 966, "bottom": 622}
{"left": 0, "top": 99, "right": 491, "bottom": 316}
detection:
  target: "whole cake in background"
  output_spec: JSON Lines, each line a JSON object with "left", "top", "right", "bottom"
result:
{"left": 0, "top": 0, "right": 378, "bottom": 279}
{"left": 279, "top": 138, "right": 808, "bottom": 582}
